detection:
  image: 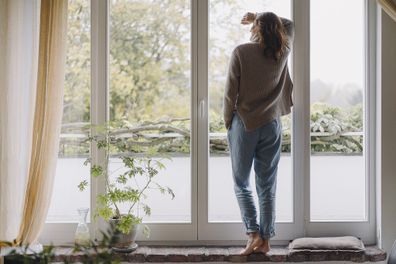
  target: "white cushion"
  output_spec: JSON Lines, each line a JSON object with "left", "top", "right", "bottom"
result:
{"left": 288, "top": 236, "right": 365, "bottom": 252}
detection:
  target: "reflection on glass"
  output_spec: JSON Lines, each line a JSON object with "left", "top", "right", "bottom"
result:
{"left": 310, "top": 0, "right": 365, "bottom": 221}
{"left": 47, "top": 0, "right": 91, "bottom": 223}
{"left": 208, "top": 0, "right": 293, "bottom": 223}
{"left": 109, "top": 0, "right": 191, "bottom": 223}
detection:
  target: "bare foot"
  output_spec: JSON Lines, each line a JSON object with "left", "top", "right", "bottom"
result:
{"left": 253, "top": 239, "right": 270, "bottom": 254}
{"left": 240, "top": 232, "right": 263, "bottom": 256}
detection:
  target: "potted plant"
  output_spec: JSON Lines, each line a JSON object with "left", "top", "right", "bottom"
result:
{"left": 78, "top": 123, "right": 175, "bottom": 252}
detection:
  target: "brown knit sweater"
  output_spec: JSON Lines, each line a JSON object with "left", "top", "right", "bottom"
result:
{"left": 223, "top": 18, "right": 295, "bottom": 131}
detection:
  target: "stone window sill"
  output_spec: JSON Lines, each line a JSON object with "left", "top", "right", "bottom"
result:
{"left": 48, "top": 245, "right": 386, "bottom": 263}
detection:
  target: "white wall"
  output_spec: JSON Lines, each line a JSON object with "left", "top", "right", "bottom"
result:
{"left": 378, "top": 7, "right": 396, "bottom": 255}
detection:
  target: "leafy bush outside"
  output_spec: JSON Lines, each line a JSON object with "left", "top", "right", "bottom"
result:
{"left": 59, "top": 103, "right": 363, "bottom": 157}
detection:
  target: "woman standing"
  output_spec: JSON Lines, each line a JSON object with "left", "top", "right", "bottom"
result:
{"left": 223, "top": 12, "right": 294, "bottom": 255}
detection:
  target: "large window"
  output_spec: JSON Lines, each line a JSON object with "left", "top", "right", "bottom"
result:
{"left": 310, "top": 0, "right": 366, "bottom": 222}
{"left": 41, "top": 0, "right": 376, "bottom": 245}
{"left": 109, "top": 0, "right": 192, "bottom": 223}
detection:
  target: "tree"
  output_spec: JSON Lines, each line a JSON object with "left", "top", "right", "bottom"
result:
{"left": 64, "top": 0, "right": 90, "bottom": 124}
{"left": 109, "top": 0, "right": 191, "bottom": 123}
{"left": 63, "top": 0, "right": 363, "bottom": 155}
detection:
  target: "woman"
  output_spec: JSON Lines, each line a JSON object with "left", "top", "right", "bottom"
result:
{"left": 223, "top": 12, "right": 294, "bottom": 255}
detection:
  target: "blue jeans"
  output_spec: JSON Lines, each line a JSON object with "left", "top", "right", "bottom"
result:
{"left": 227, "top": 113, "right": 281, "bottom": 240}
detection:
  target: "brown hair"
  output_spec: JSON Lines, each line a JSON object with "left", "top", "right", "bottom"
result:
{"left": 255, "top": 12, "right": 289, "bottom": 61}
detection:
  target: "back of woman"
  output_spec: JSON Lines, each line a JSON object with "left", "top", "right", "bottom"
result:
{"left": 223, "top": 12, "right": 294, "bottom": 131}
{"left": 223, "top": 12, "right": 294, "bottom": 256}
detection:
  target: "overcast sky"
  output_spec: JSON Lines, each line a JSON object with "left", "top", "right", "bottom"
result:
{"left": 311, "top": 0, "right": 364, "bottom": 88}
{"left": 214, "top": 0, "right": 364, "bottom": 89}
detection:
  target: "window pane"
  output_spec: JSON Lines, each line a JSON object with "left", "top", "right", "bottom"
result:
{"left": 47, "top": 0, "right": 91, "bottom": 222}
{"left": 109, "top": 0, "right": 191, "bottom": 223}
{"left": 208, "top": 0, "right": 292, "bottom": 223}
{"left": 310, "top": 0, "right": 365, "bottom": 221}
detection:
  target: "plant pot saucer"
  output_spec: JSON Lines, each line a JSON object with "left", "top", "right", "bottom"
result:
{"left": 112, "top": 242, "right": 138, "bottom": 253}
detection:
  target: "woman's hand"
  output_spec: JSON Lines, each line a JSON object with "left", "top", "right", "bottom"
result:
{"left": 241, "top": 12, "right": 257, "bottom": 25}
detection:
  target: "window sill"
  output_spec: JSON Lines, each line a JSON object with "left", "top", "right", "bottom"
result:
{"left": 48, "top": 245, "right": 386, "bottom": 263}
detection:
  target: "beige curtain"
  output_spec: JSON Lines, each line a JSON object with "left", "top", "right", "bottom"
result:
{"left": 378, "top": 0, "right": 396, "bottom": 21}
{"left": 15, "top": 0, "right": 68, "bottom": 245}
{"left": 0, "top": 0, "right": 40, "bottom": 244}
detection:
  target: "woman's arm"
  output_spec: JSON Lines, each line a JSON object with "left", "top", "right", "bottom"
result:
{"left": 280, "top": 17, "right": 295, "bottom": 42}
{"left": 241, "top": 12, "right": 294, "bottom": 42}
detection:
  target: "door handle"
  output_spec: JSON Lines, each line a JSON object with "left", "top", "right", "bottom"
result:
{"left": 199, "top": 99, "right": 205, "bottom": 119}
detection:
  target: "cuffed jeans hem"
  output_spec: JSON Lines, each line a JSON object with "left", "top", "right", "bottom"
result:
{"left": 246, "top": 228, "right": 260, "bottom": 235}
{"left": 260, "top": 231, "right": 275, "bottom": 240}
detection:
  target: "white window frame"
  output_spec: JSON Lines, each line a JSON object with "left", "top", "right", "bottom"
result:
{"left": 304, "top": 0, "right": 377, "bottom": 244}
{"left": 40, "top": 0, "right": 376, "bottom": 245}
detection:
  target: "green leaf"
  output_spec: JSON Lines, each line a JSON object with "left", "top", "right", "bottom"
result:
{"left": 142, "top": 204, "right": 151, "bottom": 216}
{"left": 91, "top": 165, "right": 104, "bottom": 177}
{"left": 83, "top": 158, "right": 91, "bottom": 166}
{"left": 154, "top": 160, "right": 166, "bottom": 170}
{"left": 108, "top": 188, "right": 139, "bottom": 203}
{"left": 97, "top": 194, "right": 109, "bottom": 206}
{"left": 97, "top": 207, "right": 113, "bottom": 221}
{"left": 77, "top": 180, "right": 88, "bottom": 191}
{"left": 148, "top": 167, "right": 158, "bottom": 178}
{"left": 97, "top": 140, "right": 108, "bottom": 149}
{"left": 116, "top": 214, "right": 142, "bottom": 234}
{"left": 116, "top": 173, "right": 128, "bottom": 184}
{"left": 121, "top": 156, "right": 135, "bottom": 168}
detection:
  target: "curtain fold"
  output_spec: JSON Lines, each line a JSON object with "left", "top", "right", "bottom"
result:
{"left": 0, "top": 0, "right": 40, "bottom": 243}
{"left": 15, "top": 0, "right": 68, "bottom": 245}
{"left": 378, "top": 0, "right": 396, "bottom": 21}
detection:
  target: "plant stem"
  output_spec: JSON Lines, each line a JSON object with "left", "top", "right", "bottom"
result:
{"left": 128, "top": 175, "right": 152, "bottom": 216}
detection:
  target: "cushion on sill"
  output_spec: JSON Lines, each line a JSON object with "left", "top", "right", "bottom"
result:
{"left": 288, "top": 236, "right": 365, "bottom": 253}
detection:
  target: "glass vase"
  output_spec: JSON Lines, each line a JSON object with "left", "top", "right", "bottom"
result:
{"left": 74, "top": 207, "right": 90, "bottom": 245}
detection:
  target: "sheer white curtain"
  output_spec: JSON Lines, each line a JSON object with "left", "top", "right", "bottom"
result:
{"left": 0, "top": 0, "right": 40, "bottom": 242}
{"left": 0, "top": 0, "right": 68, "bottom": 248}
{"left": 378, "top": 0, "right": 396, "bottom": 21}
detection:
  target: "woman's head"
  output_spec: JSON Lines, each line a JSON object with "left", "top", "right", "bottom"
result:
{"left": 253, "top": 12, "right": 289, "bottom": 61}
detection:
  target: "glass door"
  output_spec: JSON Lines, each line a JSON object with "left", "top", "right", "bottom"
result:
{"left": 108, "top": 0, "right": 195, "bottom": 241}
{"left": 306, "top": 0, "right": 375, "bottom": 242}
{"left": 199, "top": 0, "right": 299, "bottom": 242}
{"left": 310, "top": 0, "right": 366, "bottom": 222}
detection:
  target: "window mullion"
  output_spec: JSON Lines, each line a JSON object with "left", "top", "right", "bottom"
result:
{"left": 292, "top": 0, "right": 310, "bottom": 236}
{"left": 196, "top": 0, "right": 209, "bottom": 241}
{"left": 191, "top": 0, "right": 199, "bottom": 240}
{"left": 90, "top": 0, "right": 109, "bottom": 241}
{"left": 367, "top": 0, "right": 377, "bottom": 245}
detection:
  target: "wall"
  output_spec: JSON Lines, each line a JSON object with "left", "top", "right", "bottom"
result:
{"left": 379, "top": 7, "right": 396, "bottom": 254}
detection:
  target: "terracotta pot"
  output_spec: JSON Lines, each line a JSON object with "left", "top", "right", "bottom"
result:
{"left": 109, "top": 218, "right": 139, "bottom": 253}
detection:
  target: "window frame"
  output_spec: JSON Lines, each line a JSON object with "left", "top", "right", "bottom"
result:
{"left": 304, "top": 0, "right": 377, "bottom": 244}
{"left": 40, "top": 0, "right": 376, "bottom": 245}
{"left": 198, "top": 0, "right": 303, "bottom": 244}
